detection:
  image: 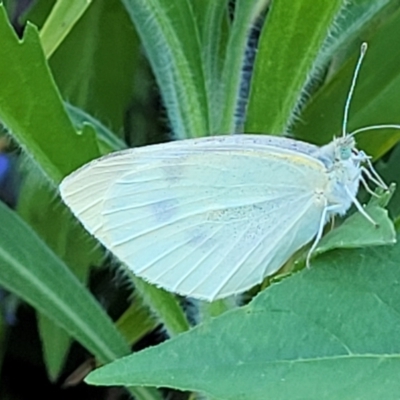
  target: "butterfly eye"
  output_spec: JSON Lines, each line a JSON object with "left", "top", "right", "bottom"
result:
{"left": 339, "top": 147, "right": 352, "bottom": 160}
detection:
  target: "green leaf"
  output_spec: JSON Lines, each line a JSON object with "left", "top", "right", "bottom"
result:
{"left": 218, "top": 0, "right": 269, "bottom": 134}
{"left": 49, "top": 0, "right": 140, "bottom": 134}
{"left": 294, "top": 4, "right": 400, "bottom": 158}
{"left": 17, "top": 169, "right": 103, "bottom": 280}
{"left": 65, "top": 103, "right": 127, "bottom": 153}
{"left": 121, "top": 0, "right": 209, "bottom": 139}
{"left": 37, "top": 314, "right": 71, "bottom": 381}
{"left": 0, "top": 5, "right": 99, "bottom": 182}
{"left": 379, "top": 144, "right": 400, "bottom": 219}
{"left": 21, "top": 0, "right": 56, "bottom": 27}
{"left": 17, "top": 165, "right": 104, "bottom": 379}
{"left": 131, "top": 274, "right": 190, "bottom": 337}
{"left": 0, "top": 201, "right": 129, "bottom": 364}
{"left": 86, "top": 236, "right": 400, "bottom": 399}
{"left": 315, "top": 0, "right": 395, "bottom": 69}
{"left": 315, "top": 187, "right": 396, "bottom": 256}
{"left": 245, "top": 0, "right": 343, "bottom": 135}
{"left": 39, "top": 0, "right": 93, "bottom": 58}
{"left": 116, "top": 297, "right": 159, "bottom": 346}
{"left": 193, "top": 0, "right": 229, "bottom": 133}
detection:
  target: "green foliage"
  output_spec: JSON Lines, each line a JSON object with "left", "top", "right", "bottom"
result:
{"left": 39, "top": 0, "right": 93, "bottom": 58}
{"left": 0, "top": 201, "right": 129, "bottom": 362}
{"left": 0, "top": 5, "right": 99, "bottom": 182}
{"left": 87, "top": 234, "right": 400, "bottom": 400}
{"left": 49, "top": 0, "right": 140, "bottom": 135}
{"left": 245, "top": 0, "right": 342, "bottom": 134}
{"left": 1, "top": 0, "right": 400, "bottom": 399}
{"left": 294, "top": 1, "right": 400, "bottom": 157}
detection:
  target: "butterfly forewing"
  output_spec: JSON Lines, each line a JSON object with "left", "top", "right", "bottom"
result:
{"left": 77, "top": 141, "right": 329, "bottom": 300}
{"left": 60, "top": 135, "right": 319, "bottom": 235}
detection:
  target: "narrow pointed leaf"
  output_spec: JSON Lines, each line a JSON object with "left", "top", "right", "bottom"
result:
{"left": 245, "top": 0, "right": 342, "bottom": 135}
{"left": 39, "top": 0, "right": 93, "bottom": 58}
{"left": 0, "top": 5, "right": 99, "bottom": 182}
{"left": 0, "top": 201, "right": 129, "bottom": 364}
{"left": 121, "top": 0, "right": 209, "bottom": 139}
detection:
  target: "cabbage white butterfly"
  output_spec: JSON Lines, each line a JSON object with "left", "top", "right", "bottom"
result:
{"left": 60, "top": 43, "right": 395, "bottom": 301}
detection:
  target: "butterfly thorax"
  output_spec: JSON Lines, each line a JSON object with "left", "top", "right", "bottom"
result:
{"left": 316, "top": 136, "right": 361, "bottom": 217}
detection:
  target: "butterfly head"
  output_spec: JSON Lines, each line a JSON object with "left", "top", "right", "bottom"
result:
{"left": 335, "top": 135, "right": 356, "bottom": 161}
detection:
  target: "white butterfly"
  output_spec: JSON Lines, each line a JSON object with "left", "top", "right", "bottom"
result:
{"left": 59, "top": 43, "right": 394, "bottom": 301}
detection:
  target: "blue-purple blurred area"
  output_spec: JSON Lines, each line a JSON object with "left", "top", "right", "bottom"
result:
{"left": 0, "top": 152, "right": 19, "bottom": 208}
{"left": 0, "top": 148, "right": 20, "bottom": 323}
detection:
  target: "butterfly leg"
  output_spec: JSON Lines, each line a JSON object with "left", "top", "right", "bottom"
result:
{"left": 364, "top": 155, "right": 388, "bottom": 189}
{"left": 355, "top": 150, "right": 388, "bottom": 190}
{"left": 360, "top": 175, "right": 379, "bottom": 198}
{"left": 344, "top": 186, "right": 378, "bottom": 226}
{"left": 360, "top": 165, "right": 388, "bottom": 190}
{"left": 306, "top": 204, "right": 341, "bottom": 268}
{"left": 353, "top": 149, "right": 387, "bottom": 189}
{"left": 330, "top": 215, "right": 336, "bottom": 230}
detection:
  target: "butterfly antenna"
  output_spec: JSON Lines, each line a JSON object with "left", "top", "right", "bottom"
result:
{"left": 350, "top": 123, "right": 400, "bottom": 137}
{"left": 342, "top": 42, "right": 368, "bottom": 137}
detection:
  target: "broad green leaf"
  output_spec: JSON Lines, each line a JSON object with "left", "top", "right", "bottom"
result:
{"left": 0, "top": 5, "right": 99, "bottom": 182}
{"left": 315, "top": 191, "right": 396, "bottom": 256}
{"left": 121, "top": 0, "right": 209, "bottom": 139}
{"left": 0, "top": 201, "right": 129, "bottom": 364}
{"left": 40, "top": 0, "right": 93, "bottom": 58}
{"left": 245, "top": 0, "right": 343, "bottom": 135}
{"left": 294, "top": 4, "right": 400, "bottom": 158}
{"left": 50, "top": 0, "right": 139, "bottom": 134}
{"left": 87, "top": 236, "right": 400, "bottom": 400}
{"left": 378, "top": 143, "right": 400, "bottom": 219}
